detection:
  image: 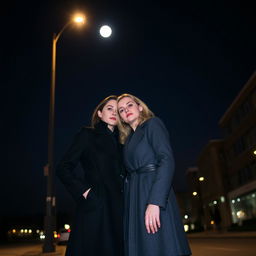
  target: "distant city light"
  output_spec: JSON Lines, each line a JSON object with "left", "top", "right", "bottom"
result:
{"left": 210, "top": 220, "right": 215, "bottom": 225}
{"left": 253, "top": 150, "right": 256, "bottom": 155}
{"left": 29, "top": 229, "right": 32, "bottom": 234}
{"left": 199, "top": 176, "right": 205, "bottom": 181}
{"left": 24, "top": 229, "right": 28, "bottom": 233}
{"left": 232, "top": 199, "right": 235, "bottom": 204}
{"left": 220, "top": 196, "right": 225, "bottom": 203}
{"left": 213, "top": 200, "right": 217, "bottom": 205}
{"left": 64, "top": 224, "right": 70, "bottom": 230}
{"left": 40, "top": 234, "right": 45, "bottom": 240}
{"left": 99, "top": 25, "right": 112, "bottom": 38}
{"left": 184, "top": 215, "right": 189, "bottom": 219}
{"left": 36, "top": 230, "right": 40, "bottom": 234}
{"left": 237, "top": 198, "right": 241, "bottom": 202}
{"left": 12, "top": 229, "right": 16, "bottom": 233}
{"left": 192, "top": 191, "right": 198, "bottom": 196}
{"left": 190, "top": 224, "right": 195, "bottom": 230}
{"left": 252, "top": 194, "right": 255, "bottom": 198}
{"left": 184, "top": 224, "right": 189, "bottom": 232}
{"left": 21, "top": 229, "right": 24, "bottom": 233}
{"left": 237, "top": 210, "right": 245, "bottom": 218}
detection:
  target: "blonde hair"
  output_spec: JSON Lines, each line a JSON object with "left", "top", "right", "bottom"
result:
{"left": 91, "top": 95, "right": 117, "bottom": 128}
{"left": 117, "top": 93, "right": 154, "bottom": 144}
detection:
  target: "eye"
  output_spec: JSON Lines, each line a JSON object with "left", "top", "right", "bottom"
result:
{"left": 119, "top": 109, "right": 124, "bottom": 113}
{"left": 107, "top": 107, "right": 113, "bottom": 111}
{"left": 128, "top": 103, "right": 133, "bottom": 108}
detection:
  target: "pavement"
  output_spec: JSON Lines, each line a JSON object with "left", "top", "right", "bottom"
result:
{"left": 0, "top": 243, "right": 66, "bottom": 256}
{"left": 187, "top": 230, "right": 256, "bottom": 239}
{"left": 22, "top": 246, "right": 66, "bottom": 256}
{"left": 1, "top": 231, "right": 256, "bottom": 256}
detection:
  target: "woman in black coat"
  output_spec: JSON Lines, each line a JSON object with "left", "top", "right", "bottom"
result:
{"left": 117, "top": 94, "right": 191, "bottom": 256}
{"left": 56, "top": 95, "right": 125, "bottom": 256}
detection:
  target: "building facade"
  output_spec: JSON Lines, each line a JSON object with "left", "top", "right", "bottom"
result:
{"left": 197, "top": 140, "right": 232, "bottom": 231}
{"left": 219, "top": 72, "right": 256, "bottom": 227}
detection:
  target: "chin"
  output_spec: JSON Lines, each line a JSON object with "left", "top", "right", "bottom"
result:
{"left": 109, "top": 121, "right": 117, "bottom": 126}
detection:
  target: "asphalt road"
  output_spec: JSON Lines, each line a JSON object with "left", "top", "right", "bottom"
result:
{"left": 0, "top": 239, "right": 256, "bottom": 256}
{"left": 189, "top": 238, "right": 256, "bottom": 256}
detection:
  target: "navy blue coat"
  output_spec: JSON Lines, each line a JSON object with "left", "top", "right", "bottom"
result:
{"left": 123, "top": 117, "right": 191, "bottom": 256}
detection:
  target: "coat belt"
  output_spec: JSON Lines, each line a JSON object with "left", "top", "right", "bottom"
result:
{"left": 128, "top": 164, "right": 157, "bottom": 176}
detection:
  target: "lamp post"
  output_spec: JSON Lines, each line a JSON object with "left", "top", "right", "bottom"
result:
{"left": 43, "top": 14, "right": 85, "bottom": 253}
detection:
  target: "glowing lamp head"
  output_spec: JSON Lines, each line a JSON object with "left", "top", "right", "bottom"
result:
{"left": 100, "top": 25, "right": 112, "bottom": 38}
{"left": 73, "top": 14, "right": 85, "bottom": 24}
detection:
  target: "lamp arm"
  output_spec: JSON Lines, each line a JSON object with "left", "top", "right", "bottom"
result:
{"left": 55, "top": 21, "right": 72, "bottom": 43}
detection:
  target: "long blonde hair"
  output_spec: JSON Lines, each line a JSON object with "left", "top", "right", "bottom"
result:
{"left": 117, "top": 93, "right": 154, "bottom": 144}
{"left": 91, "top": 95, "right": 117, "bottom": 128}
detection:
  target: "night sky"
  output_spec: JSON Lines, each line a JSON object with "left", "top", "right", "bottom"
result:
{"left": 4, "top": 1, "right": 256, "bottom": 216}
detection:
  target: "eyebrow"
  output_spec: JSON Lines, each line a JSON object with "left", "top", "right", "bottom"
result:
{"left": 118, "top": 101, "right": 134, "bottom": 109}
{"left": 106, "top": 104, "right": 114, "bottom": 107}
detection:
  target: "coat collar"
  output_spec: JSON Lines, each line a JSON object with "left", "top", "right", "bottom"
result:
{"left": 124, "top": 119, "right": 150, "bottom": 152}
{"left": 94, "top": 120, "right": 119, "bottom": 137}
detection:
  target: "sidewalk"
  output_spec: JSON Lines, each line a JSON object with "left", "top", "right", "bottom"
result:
{"left": 187, "top": 230, "right": 256, "bottom": 239}
{"left": 22, "top": 246, "right": 66, "bottom": 256}
{"left": 0, "top": 244, "right": 66, "bottom": 256}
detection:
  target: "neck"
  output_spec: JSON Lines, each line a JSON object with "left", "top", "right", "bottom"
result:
{"left": 130, "top": 119, "right": 140, "bottom": 131}
{"left": 107, "top": 124, "right": 115, "bottom": 132}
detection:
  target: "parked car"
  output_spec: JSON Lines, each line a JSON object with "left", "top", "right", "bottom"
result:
{"left": 57, "top": 228, "right": 70, "bottom": 245}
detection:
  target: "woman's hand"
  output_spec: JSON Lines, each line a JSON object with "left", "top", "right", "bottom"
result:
{"left": 145, "top": 204, "right": 161, "bottom": 234}
{"left": 82, "top": 188, "right": 91, "bottom": 199}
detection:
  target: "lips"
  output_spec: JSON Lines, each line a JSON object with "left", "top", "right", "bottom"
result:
{"left": 126, "top": 113, "right": 133, "bottom": 118}
{"left": 110, "top": 117, "right": 117, "bottom": 120}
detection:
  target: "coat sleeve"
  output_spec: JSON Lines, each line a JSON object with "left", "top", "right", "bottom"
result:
{"left": 56, "top": 128, "right": 91, "bottom": 201}
{"left": 146, "top": 117, "right": 175, "bottom": 209}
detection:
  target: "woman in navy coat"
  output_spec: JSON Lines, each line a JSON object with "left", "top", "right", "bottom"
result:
{"left": 56, "top": 95, "right": 124, "bottom": 256}
{"left": 117, "top": 93, "right": 191, "bottom": 256}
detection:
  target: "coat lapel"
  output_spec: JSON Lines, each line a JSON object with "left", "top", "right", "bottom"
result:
{"left": 124, "top": 125, "right": 145, "bottom": 163}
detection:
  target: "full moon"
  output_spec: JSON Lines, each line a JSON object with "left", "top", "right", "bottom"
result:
{"left": 99, "top": 25, "right": 112, "bottom": 38}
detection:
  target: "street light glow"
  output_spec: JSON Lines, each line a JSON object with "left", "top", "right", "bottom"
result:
{"left": 253, "top": 150, "right": 256, "bottom": 155}
{"left": 73, "top": 14, "right": 85, "bottom": 24}
{"left": 64, "top": 224, "right": 70, "bottom": 230}
{"left": 100, "top": 25, "right": 112, "bottom": 38}
{"left": 192, "top": 191, "right": 198, "bottom": 196}
{"left": 199, "top": 176, "right": 204, "bottom": 181}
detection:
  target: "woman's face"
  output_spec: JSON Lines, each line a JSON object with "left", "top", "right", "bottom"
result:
{"left": 97, "top": 99, "right": 118, "bottom": 128}
{"left": 118, "top": 96, "right": 143, "bottom": 127}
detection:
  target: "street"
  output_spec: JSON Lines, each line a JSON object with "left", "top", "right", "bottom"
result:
{"left": 189, "top": 238, "right": 256, "bottom": 256}
{"left": 0, "top": 242, "right": 65, "bottom": 256}
{"left": 0, "top": 239, "right": 256, "bottom": 256}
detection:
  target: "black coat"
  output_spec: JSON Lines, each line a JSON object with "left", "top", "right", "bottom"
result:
{"left": 56, "top": 121, "right": 125, "bottom": 256}
{"left": 123, "top": 117, "right": 191, "bottom": 256}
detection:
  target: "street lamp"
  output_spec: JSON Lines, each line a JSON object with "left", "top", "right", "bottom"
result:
{"left": 43, "top": 13, "right": 85, "bottom": 253}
